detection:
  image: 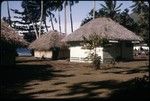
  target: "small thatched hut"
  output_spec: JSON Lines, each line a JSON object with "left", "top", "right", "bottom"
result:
{"left": 1, "top": 20, "right": 29, "bottom": 65}
{"left": 63, "top": 17, "right": 143, "bottom": 63}
{"left": 29, "top": 30, "right": 69, "bottom": 59}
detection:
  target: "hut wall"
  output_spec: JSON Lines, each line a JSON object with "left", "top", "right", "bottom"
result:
{"left": 103, "top": 43, "right": 121, "bottom": 62}
{"left": 34, "top": 50, "right": 52, "bottom": 58}
{"left": 121, "top": 42, "right": 133, "bottom": 60}
{"left": 58, "top": 49, "right": 70, "bottom": 59}
{"left": 69, "top": 46, "right": 103, "bottom": 63}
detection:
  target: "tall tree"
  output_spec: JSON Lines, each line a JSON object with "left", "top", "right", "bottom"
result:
{"left": 6, "top": 1, "right": 11, "bottom": 26}
{"left": 93, "top": 0, "right": 96, "bottom": 20}
{"left": 39, "top": 0, "right": 43, "bottom": 38}
{"left": 11, "top": 0, "right": 64, "bottom": 40}
{"left": 100, "top": 0, "right": 122, "bottom": 20}
{"left": 63, "top": 1, "right": 79, "bottom": 34}
{"left": 116, "top": 9, "right": 139, "bottom": 33}
{"left": 64, "top": 0, "right": 67, "bottom": 34}
{"left": 58, "top": 9, "right": 62, "bottom": 33}
{"left": 81, "top": 0, "right": 122, "bottom": 26}
{"left": 130, "top": 1, "right": 149, "bottom": 44}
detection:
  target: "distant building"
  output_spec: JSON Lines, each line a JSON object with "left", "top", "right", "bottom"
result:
{"left": 133, "top": 43, "right": 149, "bottom": 51}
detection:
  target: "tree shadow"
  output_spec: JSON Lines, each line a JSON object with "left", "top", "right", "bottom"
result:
{"left": 16, "top": 58, "right": 52, "bottom": 63}
{"left": 55, "top": 76, "right": 149, "bottom": 100}
{"left": 109, "top": 75, "right": 150, "bottom": 100}
{"left": 56, "top": 80, "right": 120, "bottom": 98}
{"left": 0, "top": 63, "right": 71, "bottom": 99}
{"left": 102, "top": 66, "right": 148, "bottom": 74}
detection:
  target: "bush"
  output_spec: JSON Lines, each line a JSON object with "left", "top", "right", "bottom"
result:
{"left": 90, "top": 54, "right": 101, "bottom": 70}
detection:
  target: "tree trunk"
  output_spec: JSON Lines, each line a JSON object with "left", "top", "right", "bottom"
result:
{"left": 32, "top": 22, "right": 39, "bottom": 39}
{"left": 69, "top": 2, "right": 73, "bottom": 33}
{"left": 7, "top": 1, "right": 11, "bottom": 27}
{"left": 64, "top": 0, "right": 67, "bottom": 34}
{"left": 58, "top": 10, "right": 61, "bottom": 33}
{"left": 39, "top": 0, "right": 43, "bottom": 37}
{"left": 93, "top": 0, "right": 95, "bottom": 20}
{"left": 44, "top": 19, "right": 48, "bottom": 32}
{"left": 50, "top": 14, "right": 54, "bottom": 30}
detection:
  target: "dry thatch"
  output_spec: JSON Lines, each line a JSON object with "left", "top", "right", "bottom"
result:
{"left": 63, "top": 17, "right": 143, "bottom": 42}
{"left": 1, "top": 20, "right": 29, "bottom": 47}
{"left": 29, "top": 30, "right": 66, "bottom": 51}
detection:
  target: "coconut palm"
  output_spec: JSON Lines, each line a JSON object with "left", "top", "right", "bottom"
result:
{"left": 100, "top": 0, "right": 122, "bottom": 19}
{"left": 130, "top": 1, "right": 146, "bottom": 14}
{"left": 7, "top": 1, "right": 11, "bottom": 26}
{"left": 39, "top": 0, "right": 43, "bottom": 38}
{"left": 63, "top": 1, "right": 79, "bottom": 34}
{"left": 58, "top": 9, "right": 62, "bottom": 33}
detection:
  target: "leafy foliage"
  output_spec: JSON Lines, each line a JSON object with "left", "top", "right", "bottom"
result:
{"left": 130, "top": 1, "right": 149, "bottom": 44}
{"left": 82, "top": 33, "right": 109, "bottom": 69}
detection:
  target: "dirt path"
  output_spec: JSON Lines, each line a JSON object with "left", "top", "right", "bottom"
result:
{"left": 1, "top": 56, "right": 149, "bottom": 99}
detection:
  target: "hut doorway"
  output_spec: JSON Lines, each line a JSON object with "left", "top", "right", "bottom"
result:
{"left": 52, "top": 47, "right": 60, "bottom": 60}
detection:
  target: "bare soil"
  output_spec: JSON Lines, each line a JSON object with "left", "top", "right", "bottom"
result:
{"left": 0, "top": 56, "right": 149, "bottom": 100}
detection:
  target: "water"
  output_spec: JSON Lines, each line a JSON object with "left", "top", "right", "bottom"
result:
{"left": 16, "top": 48, "right": 32, "bottom": 56}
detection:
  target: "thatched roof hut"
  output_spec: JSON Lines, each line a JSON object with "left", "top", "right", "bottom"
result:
{"left": 1, "top": 20, "right": 29, "bottom": 47}
{"left": 1, "top": 20, "right": 29, "bottom": 65}
{"left": 29, "top": 30, "right": 64, "bottom": 51}
{"left": 29, "top": 30, "right": 69, "bottom": 59}
{"left": 63, "top": 17, "right": 143, "bottom": 42}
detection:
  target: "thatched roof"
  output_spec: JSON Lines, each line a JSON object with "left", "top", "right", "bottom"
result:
{"left": 29, "top": 30, "right": 66, "bottom": 51}
{"left": 1, "top": 20, "right": 29, "bottom": 47}
{"left": 63, "top": 17, "right": 143, "bottom": 42}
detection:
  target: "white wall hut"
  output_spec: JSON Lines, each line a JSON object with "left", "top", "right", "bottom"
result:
{"left": 63, "top": 17, "right": 143, "bottom": 63}
{"left": 29, "top": 31, "right": 69, "bottom": 59}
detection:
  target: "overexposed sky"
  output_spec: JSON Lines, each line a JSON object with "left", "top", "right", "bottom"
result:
{"left": 1, "top": 1, "right": 133, "bottom": 34}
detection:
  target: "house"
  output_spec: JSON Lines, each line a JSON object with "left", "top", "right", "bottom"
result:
{"left": 0, "top": 20, "right": 29, "bottom": 65}
{"left": 63, "top": 17, "right": 143, "bottom": 63}
{"left": 29, "top": 30, "right": 69, "bottom": 60}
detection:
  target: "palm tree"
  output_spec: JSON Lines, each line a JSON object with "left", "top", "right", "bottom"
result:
{"left": 64, "top": 0, "right": 67, "bottom": 34}
{"left": 93, "top": 0, "right": 96, "bottom": 20}
{"left": 100, "top": 0, "right": 122, "bottom": 20}
{"left": 58, "top": 9, "right": 61, "bottom": 33}
{"left": 69, "top": 1, "right": 79, "bottom": 32}
{"left": 130, "top": 1, "right": 146, "bottom": 14}
{"left": 39, "top": 0, "right": 43, "bottom": 38}
{"left": 69, "top": 1, "right": 73, "bottom": 32}
{"left": 7, "top": 1, "right": 11, "bottom": 26}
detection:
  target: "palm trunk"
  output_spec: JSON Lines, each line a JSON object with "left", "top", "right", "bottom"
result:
{"left": 39, "top": 0, "right": 43, "bottom": 38}
{"left": 7, "top": 1, "right": 11, "bottom": 26}
{"left": 69, "top": 2, "right": 73, "bottom": 32}
{"left": 44, "top": 19, "right": 48, "bottom": 32}
{"left": 64, "top": 1, "right": 67, "bottom": 34}
{"left": 32, "top": 22, "right": 39, "bottom": 39}
{"left": 93, "top": 0, "right": 95, "bottom": 20}
{"left": 50, "top": 14, "right": 54, "bottom": 30}
{"left": 25, "top": 2, "right": 38, "bottom": 39}
{"left": 58, "top": 10, "right": 61, "bottom": 33}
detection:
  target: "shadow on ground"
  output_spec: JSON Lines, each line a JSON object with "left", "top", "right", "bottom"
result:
{"left": 102, "top": 66, "right": 148, "bottom": 74}
{"left": 0, "top": 59, "right": 149, "bottom": 100}
{"left": 0, "top": 64, "right": 73, "bottom": 99}
{"left": 55, "top": 76, "right": 149, "bottom": 100}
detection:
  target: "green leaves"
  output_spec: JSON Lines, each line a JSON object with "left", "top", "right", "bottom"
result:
{"left": 82, "top": 33, "right": 109, "bottom": 69}
{"left": 130, "top": 1, "right": 149, "bottom": 44}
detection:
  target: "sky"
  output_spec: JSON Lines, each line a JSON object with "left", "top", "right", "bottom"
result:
{"left": 1, "top": 1, "right": 134, "bottom": 34}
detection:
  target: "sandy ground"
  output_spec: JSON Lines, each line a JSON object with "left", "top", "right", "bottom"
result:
{"left": 1, "top": 56, "right": 149, "bottom": 99}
